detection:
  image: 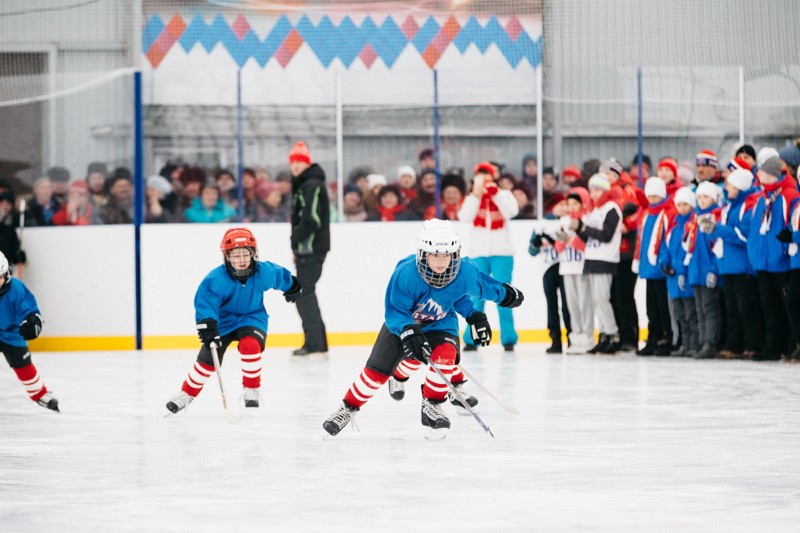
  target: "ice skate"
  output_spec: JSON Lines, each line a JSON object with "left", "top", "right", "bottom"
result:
{"left": 37, "top": 392, "right": 60, "bottom": 413}
{"left": 165, "top": 391, "right": 194, "bottom": 414}
{"left": 323, "top": 402, "right": 359, "bottom": 436}
{"left": 388, "top": 377, "right": 406, "bottom": 401}
{"left": 421, "top": 396, "right": 450, "bottom": 440}
{"left": 242, "top": 387, "right": 260, "bottom": 408}
{"left": 448, "top": 381, "right": 478, "bottom": 415}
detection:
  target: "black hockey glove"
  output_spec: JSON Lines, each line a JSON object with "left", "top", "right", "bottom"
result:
{"left": 196, "top": 318, "right": 222, "bottom": 350}
{"left": 530, "top": 234, "right": 543, "bottom": 248}
{"left": 777, "top": 227, "right": 793, "bottom": 243}
{"left": 400, "top": 324, "right": 431, "bottom": 363}
{"left": 622, "top": 202, "right": 639, "bottom": 218}
{"left": 283, "top": 275, "right": 302, "bottom": 303}
{"left": 499, "top": 283, "right": 524, "bottom": 308}
{"left": 19, "top": 313, "right": 42, "bottom": 340}
{"left": 466, "top": 311, "right": 492, "bottom": 347}
{"left": 541, "top": 233, "right": 556, "bottom": 245}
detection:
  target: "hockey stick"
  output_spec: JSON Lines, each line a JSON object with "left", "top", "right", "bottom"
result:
{"left": 209, "top": 344, "right": 232, "bottom": 418}
{"left": 458, "top": 365, "right": 520, "bottom": 416}
{"left": 15, "top": 198, "right": 25, "bottom": 280}
{"left": 424, "top": 348, "right": 497, "bottom": 441}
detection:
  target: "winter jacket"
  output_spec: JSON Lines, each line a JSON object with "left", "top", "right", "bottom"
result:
{"left": 610, "top": 173, "right": 647, "bottom": 260}
{"left": 291, "top": 164, "right": 331, "bottom": 255}
{"left": 710, "top": 189, "right": 758, "bottom": 276}
{"left": 684, "top": 205, "right": 721, "bottom": 287}
{"left": 576, "top": 195, "right": 622, "bottom": 274}
{"left": 184, "top": 197, "right": 237, "bottom": 223}
{"left": 661, "top": 212, "right": 695, "bottom": 299}
{"left": 633, "top": 197, "right": 676, "bottom": 280}
{"left": 746, "top": 175, "right": 800, "bottom": 272}
{"left": 788, "top": 200, "right": 800, "bottom": 270}
{"left": 458, "top": 183, "right": 519, "bottom": 257}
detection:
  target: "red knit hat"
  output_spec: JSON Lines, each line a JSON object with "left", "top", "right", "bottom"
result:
{"left": 473, "top": 161, "right": 496, "bottom": 179}
{"left": 657, "top": 157, "right": 678, "bottom": 178}
{"left": 726, "top": 156, "right": 753, "bottom": 172}
{"left": 561, "top": 164, "right": 581, "bottom": 182}
{"left": 289, "top": 141, "right": 311, "bottom": 164}
{"left": 696, "top": 149, "right": 718, "bottom": 169}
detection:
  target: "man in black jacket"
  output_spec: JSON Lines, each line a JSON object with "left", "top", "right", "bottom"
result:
{"left": 289, "top": 141, "right": 330, "bottom": 356}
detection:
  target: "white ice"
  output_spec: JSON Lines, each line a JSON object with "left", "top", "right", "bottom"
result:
{"left": 2, "top": 346, "right": 800, "bottom": 532}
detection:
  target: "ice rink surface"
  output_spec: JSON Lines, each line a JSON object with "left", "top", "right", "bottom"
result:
{"left": 2, "top": 345, "right": 800, "bottom": 532}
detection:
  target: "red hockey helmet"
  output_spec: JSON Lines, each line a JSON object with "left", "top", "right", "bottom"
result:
{"left": 220, "top": 227, "right": 257, "bottom": 253}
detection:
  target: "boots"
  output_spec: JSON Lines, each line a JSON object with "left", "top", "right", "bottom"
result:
{"left": 599, "top": 334, "right": 621, "bottom": 354}
{"left": 588, "top": 334, "right": 607, "bottom": 354}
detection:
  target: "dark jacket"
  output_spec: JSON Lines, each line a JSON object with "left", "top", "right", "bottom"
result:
{"left": 291, "top": 164, "right": 330, "bottom": 255}
{"left": 23, "top": 197, "right": 62, "bottom": 227}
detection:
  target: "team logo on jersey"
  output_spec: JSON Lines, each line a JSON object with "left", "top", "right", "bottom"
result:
{"left": 412, "top": 298, "right": 447, "bottom": 323}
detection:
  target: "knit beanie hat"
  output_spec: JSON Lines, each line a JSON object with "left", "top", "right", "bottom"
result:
{"left": 366, "top": 173, "right": 387, "bottom": 189}
{"left": 696, "top": 181, "right": 721, "bottom": 202}
{"left": 674, "top": 186, "right": 697, "bottom": 208}
{"left": 397, "top": 165, "right": 416, "bottom": 180}
{"left": 757, "top": 147, "right": 780, "bottom": 167}
{"left": 561, "top": 164, "right": 581, "bottom": 182}
{"left": 588, "top": 173, "right": 611, "bottom": 191}
{"left": 657, "top": 158, "right": 678, "bottom": 179}
{"left": 778, "top": 142, "right": 800, "bottom": 172}
{"left": 726, "top": 156, "right": 753, "bottom": 173}
{"left": 288, "top": 141, "right": 311, "bottom": 164}
{"left": 696, "top": 149, "right": 718, "bottom": 169}
{"left": 759, "top": 155, "right": 783, "bottom": 178}
{"left": 644, "top": 177, "right": 667, "bottom": 199}
{"left": 599, "top": 158, "right": 623, "bottom": 179}
{"left": 473, "top": 161, "right": 496, "bottom": 179}
{"left": 727, "top": 169, "right": 754, "bottom": 191}
{"left": 735, "top": 144, "right": 757, "bottom": 160}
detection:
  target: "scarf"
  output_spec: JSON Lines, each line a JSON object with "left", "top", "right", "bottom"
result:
{"left": 474, "top": 183, "right": 505, "bottom": 230}
{"left": 683, "top": 207, "right": 717, "bottom": 263}
{"left": 377, "top": 204, "right": 406, "bottom": 221}
{"left": 634, "top": 198, "right": 675, "bottom": 265}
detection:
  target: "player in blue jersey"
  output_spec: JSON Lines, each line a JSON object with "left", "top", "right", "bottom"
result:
{"left": 322, "top": 219, "right": 524, "bottom": 440}
{"left": 165, "top": 227, "right": 301, "bottom": 414}
{"left": 0, "top": 252, "right": 59, "bottom": 412}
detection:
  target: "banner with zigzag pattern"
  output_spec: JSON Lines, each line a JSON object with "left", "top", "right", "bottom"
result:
{"left": 143, "top": 12, "right": 542, "bottom": 70}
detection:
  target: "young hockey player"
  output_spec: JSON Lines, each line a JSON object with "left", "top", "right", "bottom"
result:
{"left": 322, "top": 219, "right": 524, "bottom": 440}
{"left": 633, "top": 178, "right": 676, "bottom": 356}
{"left": 0, "top": 252, "right": 59, "bottom": 412}
{"left": 685, "top": 181, "right": 723, "bottom": 359}
{"left": 570, "top": 173, "right": 623, "bottom": 353}
{"left": 661, "top": 187, "right": 699, "bottom": 357}
{"left": 558, "top": 187, "right": 593, "bottom": 354}
{"left": 700, "top": 168, "right": 763, "bottom": 359}
{"left": 165, "top": 227, "right": 301, "bottom": 414}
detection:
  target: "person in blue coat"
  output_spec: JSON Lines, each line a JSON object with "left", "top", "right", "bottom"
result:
{"left": 686, "top": 181, "right": 723, "bottom": 359}
{"left": 165, "top": 227, "right": 301, "bottom": 414}
{"left": 747, "top": 149, "right": 800, "bottom": 361}
{"left": 700, "top": 169, "right": 763, "bottom": 359}
{"left": 777, "top": 174, "right": 800, "bottom": 361}
{"left": 0, "top": 252, "right": 59, "bottom": 412}
{"left": 660, "top": 187, "right": 699, "bottom": 357}
{"left": 322, "top": 219, "right": 524, "bottom": 440}
{"left": 183, "top": 180, "right": 237, "bottom": 223}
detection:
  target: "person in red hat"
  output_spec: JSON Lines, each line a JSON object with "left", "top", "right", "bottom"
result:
{"left": 457, "top": 161, "right": 520, "bottom": 351}
{"left": 52, "top": 180, "right": 101, "bottom": 226}
{"left": 656, "top": 157, "right": 681, "bottom": 199}
{"left": 288, "top": 141, "right": 331, "bottom": 357}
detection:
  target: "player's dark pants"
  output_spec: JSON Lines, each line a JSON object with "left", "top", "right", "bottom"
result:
{"left": 645, "top": 279, "right": 671, "bottom": 343}
{"left": 786, "top": 269, "right": 800, "bottom": 350}
{"left": 543, "top": 263, "right": 571, "bottom": 347}
{"left": 366, "top": 324, "right": 461, "bottom": 376}
{"left": 611, "top": 258, "right": 639, "bottom": 346}
{"left": 195, "top": 326, "right": 266, "bottom": 367}
{"left": 721, "top": 274, "right": 763, "bottom": 354}
{"left": 295, "top": 252, "right": 328, "bottom": 351}
{"left": 757, "top": 270, "right": 795, "bottom": 358}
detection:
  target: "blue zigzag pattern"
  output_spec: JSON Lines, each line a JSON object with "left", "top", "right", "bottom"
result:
{"left": 143, "top": 13, "right": 542, "bottom": 69}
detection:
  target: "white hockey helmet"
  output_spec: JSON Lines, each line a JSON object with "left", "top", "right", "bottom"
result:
{"left": 0, "top": 251, "right": 10, "bottom": 295}
{"left": 416, "top": 219, "right": 461, "bottom": 288}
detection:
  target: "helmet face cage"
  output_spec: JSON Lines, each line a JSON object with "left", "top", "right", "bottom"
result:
{"left": 0, "top": 253, "right": 9, "bottom": 296}
{"left": 220, "top": 229, "right": 258, "bottom": 281}
{"left": 416, "top": 248, "right": 460, "bottom": 289}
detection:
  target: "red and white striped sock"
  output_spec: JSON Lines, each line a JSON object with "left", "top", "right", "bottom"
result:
{"left": 181, "top": 361, "right": 215, "bottom": 397}
{"left": 450, "top": 366, "right": 466, "bottom": 386}
{"left": 343, "top": 367, "right": 389, "bottom": 409}
{"left": 422, "top": 343, "right": 457, "bottom": 401}
{"left": 393, "top": 358, "right": 423, "bottom": 380}
{"left": 241, "top": 354, "right": 261, "bottom": 389}
{"left": 13, "top": 363, "right": 47, "bottom": 402}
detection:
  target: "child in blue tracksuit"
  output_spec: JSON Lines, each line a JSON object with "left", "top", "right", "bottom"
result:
{"left": 686, "top": 181, "right": 723, "bottom": 359}
{"left": 165, "top": 227, "right": 301, "bottom": 414}
{"left": 703, "top": 169, "right": 763, "bottom": 359}
{"left": 0, "top": 252, "right": 59, "bottom": 412}
{"left": 661, "top": 187, "right": 699, "bottom": 357}
{"left": 747, "top": 150, "right": 800, "bottom": 361}
{"left": 779, "top": 192, "right": 800, "bottom": 360}
{"left": 633, "top": 178, "right": 676, "bottom": 356}
{"left": 322, "top": 219, "right": 524, "bottom": 440}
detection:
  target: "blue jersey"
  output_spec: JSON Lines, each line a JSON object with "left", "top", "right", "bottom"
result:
{"left": 384, "top": 255, "right": 507, "bottom": 336}
{"left": 194, "top": 261, "right": 294, "bottom": 336}
{"left": 0, "top": 278, "right": 40, "bottom": 347}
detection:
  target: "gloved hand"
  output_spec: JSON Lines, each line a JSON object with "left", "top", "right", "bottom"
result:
{"left": 555, "top": 230, "right": 569, "bottom": 244}
{"left": 400, "top": 324, "right": 431, "bottom": 363}
{"left": 661, "top": 263, "right": 675, "bottom": 276}
{"left": 777, "top": 227, "right": 793, "bottom": 243}
{"left": 283, "top": 275, "right": 302, "bottom": 303}
{"left": 622, "top": 202, "right": 639, "bottom": 218}
{"left": 698, "top": 216, "right": 717, "bottom": 234}
{"left": 706, "top": 272, "right": 717, "bottom": 289}
{"left": 466, "top": 311, "right": 492, "bottom": 347}
{"left": 19, "top": 313, "right": 42, "bottom": 340}
{"left": 677, "top": 275, "right": 686, "bottom": 292}
{"left": 196, "top": 318, "right": 222, "bottom": 350}
{"left": 499, "top": 283, "right": 524, "bottom": 308}
{"left": 530, "top": 234, "right": 543, "bottom": 248}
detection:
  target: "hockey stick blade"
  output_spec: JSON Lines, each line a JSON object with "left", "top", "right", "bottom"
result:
{"left": 459, "top": 365, "right": 520, "bottom": 415}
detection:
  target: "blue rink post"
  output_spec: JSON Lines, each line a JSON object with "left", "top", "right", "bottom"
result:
{"left": 133, "top": 70, "right": 144, "bottom": 350}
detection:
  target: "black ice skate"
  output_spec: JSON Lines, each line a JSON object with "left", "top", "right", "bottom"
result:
{"left": 37, "top": 392, "right": 60, "bottom": 413}
{"left": 242, "top": 387, "right": 260, "bottom": 408}
{"left": 448, "top": 381, "right": 478, "bottom": 415}
{"left": 388, "top": 376, "right": 406, "bottom": 401}
{"left": 166, "top": 391, "right": 194, "bottom": 414}
{"left": 421, "top": 396, "right": 450, "bottom": 440}
{"left": 323, "top": 402, "right": 359, "bottom": 436}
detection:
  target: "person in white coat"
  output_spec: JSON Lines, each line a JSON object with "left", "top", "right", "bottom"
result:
{"left": 458, "top": 161, "right": 520, "bottom": 351}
